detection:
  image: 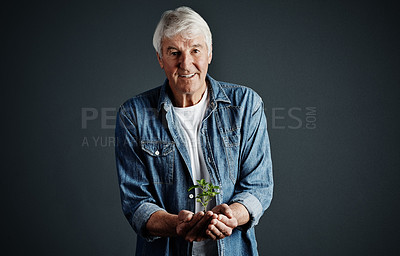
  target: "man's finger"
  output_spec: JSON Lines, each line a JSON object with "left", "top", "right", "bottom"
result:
{"left": 219, "top": 204, "right": 233, "bottom": 218}
{"left": 178, "top": 210, "right": 194, "bottom": 222}
{"left": 185, "top": 211, "right": 213, "bottom": 242}
{"left": 208, "top": 219, "right": 234, "bottom": 238}
{"left": 177, "top": 211, "right": 205, "bottom": 237}
{"left": 217, "top": 214, "right": 238, "bottom": 229}
{"left": 206, "top": 227, "right": 218, "bottom": 240}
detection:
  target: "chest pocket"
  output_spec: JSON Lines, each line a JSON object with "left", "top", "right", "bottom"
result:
{"left": 141, "top": 141, "right": 175, "bottom": 184}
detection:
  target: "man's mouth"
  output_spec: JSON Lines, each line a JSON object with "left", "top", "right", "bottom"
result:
{"left": 178, "top": 73, "right": 196, "bottom": 78}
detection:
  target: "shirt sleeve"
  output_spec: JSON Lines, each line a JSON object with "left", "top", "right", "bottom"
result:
{"left": 229, "top": 96, "right": 273, "bottom": 230}
{"left": 115, "top": 104, "right": 164, "bottom": 242}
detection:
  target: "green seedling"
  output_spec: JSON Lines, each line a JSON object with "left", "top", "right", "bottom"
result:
{"left": 188, "top": 179, "right": 220, "bottom": 212}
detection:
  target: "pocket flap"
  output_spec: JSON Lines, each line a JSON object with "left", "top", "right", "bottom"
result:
{"left": 141, "top": 141, "right": 174, "bottom": 156}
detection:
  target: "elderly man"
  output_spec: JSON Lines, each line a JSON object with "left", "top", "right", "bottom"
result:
{"left": 115, "top": 6, "right": 273, "bottom": 256}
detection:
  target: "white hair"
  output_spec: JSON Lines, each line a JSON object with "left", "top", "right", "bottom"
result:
{"left": 153, "top": 6, "right": 212, "bottom": 58}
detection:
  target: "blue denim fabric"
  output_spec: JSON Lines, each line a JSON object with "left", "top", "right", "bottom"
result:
{"left": 115, "top": 74, "right": 273, "bottom": 256}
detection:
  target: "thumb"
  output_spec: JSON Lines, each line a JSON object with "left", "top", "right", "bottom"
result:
{"left": 220, "top": 204, "right": 233, "bottom": 218}
{"left": 178, "top": 210, "right": 194, "bottom": 222}
{"left": 225, "top": 206, "right": 234, "bottom": 219}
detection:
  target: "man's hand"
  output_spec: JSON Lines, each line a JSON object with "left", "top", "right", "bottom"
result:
{"left": 206, "top": 203, "right": 251, "bottom": 241}
{"left": 176, "top": 210, "right": 217, "bottom": 242}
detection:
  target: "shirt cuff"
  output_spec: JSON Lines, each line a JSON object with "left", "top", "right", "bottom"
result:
{"left": 230, "top": 191, "right": 263, "bottom": 230}
{"left": 132, "top": 202, "right": 166, "bottom": 242}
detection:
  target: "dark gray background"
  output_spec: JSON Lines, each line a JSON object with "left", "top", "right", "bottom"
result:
{"left": 3, "top": 0, "right": 399, "bottom": 255}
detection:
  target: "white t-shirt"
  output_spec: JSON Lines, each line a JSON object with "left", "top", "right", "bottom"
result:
{"left": 173, "top": 87, "right": 218, "bottom": 256}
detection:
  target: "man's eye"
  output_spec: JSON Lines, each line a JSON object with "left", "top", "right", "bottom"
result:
{"left": 193, "top": 49, "right": 200, "bottom": 53}
{"left": 171, "top": 52, "right": 179, "bottom": 56}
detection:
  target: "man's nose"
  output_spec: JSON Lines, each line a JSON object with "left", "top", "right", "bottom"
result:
{"left": 179, "top": 53, "right": 193, "bottom": 71}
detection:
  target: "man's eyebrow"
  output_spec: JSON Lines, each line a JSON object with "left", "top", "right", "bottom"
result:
{"left": 192, "top": 44, "right": 203, "bottom": 48}
{"left": 167, "top": 46, "right": 179, "bottom": 51}
{"left": 166, "top": 44, "right": 203, "bottom": 51}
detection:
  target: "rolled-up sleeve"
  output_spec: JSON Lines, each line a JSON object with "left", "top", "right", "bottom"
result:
{"left": 115, "top": 104, "right": 163, "bottom": 242}
{"left": 230, "top": 97, "right": 273, "bottom": 229}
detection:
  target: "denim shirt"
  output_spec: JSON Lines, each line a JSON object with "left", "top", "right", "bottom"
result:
{"left": 115, "top": 74, "right": 273, "bottom": 256}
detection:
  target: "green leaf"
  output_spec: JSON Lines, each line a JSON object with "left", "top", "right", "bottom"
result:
{"left": 187, "top": 185, "right": 197, "bottom": 192}
{"left": 189, "top": 179, "right": 220, "bottom": 211}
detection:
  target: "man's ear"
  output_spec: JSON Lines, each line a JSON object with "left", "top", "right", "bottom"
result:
{"left": 157, "top": 52, "right": 164, "bottom": 69}
{"left": 208, "top": 46, "right": 213, "bottom": 64}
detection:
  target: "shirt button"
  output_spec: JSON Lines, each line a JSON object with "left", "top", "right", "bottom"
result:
{"left": 189, "top": 194, "right": 194, "bottom": 199}
{"left": 154, "top": 150, "right": 160, "bottom": 156}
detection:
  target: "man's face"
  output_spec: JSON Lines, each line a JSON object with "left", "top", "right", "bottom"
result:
{"left": 157, "top": 34, "right": 212, "bottom": 106}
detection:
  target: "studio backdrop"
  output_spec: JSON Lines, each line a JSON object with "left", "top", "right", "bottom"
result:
{"left": 3, "top": 0, "right": 399, "bottom": 255}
